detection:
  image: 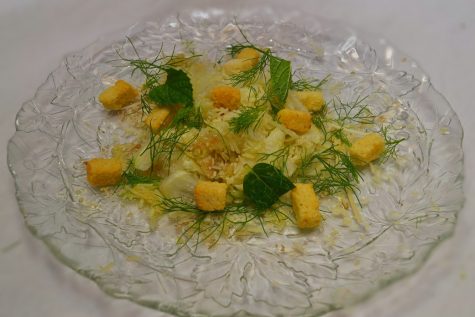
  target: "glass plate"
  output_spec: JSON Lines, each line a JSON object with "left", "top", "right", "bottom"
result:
{"left": 7, "top": 8, "right": 464, "bottom": 317}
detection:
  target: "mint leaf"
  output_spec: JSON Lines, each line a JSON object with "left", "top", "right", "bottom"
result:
{"left": 148, "top": 68, "right": 193, "bottom": 107}
{"left": 243, "top": 163, "right": 295, "bottom": 209}
{"left": 269, "top": 56, "right": 292, "bottom": 109}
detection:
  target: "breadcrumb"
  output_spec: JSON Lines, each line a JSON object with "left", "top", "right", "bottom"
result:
{"left": 210, "top": 86, "right": 241, "bottom": 110}
{"left": 85, "top": 158, "right": 123, "bottom": 187}
{"left": 223, "top": 59, "right": 251, "bottom": 75}
{"left": 223, "top": 47, "right": 261, "bottom": 75}
{"left": 291, "top": 183, "right": 321, "bottom": 229}
{"left": 277, "top": 108, "right": 312, "bottom": 134}
{"left": 194, "top": 181, "right": 227, "bottom": 211}
{"left": 236, "top": 48, "right": 260, "bottom": 67}
{"left": 98, "top": 80, "right": 138, "bottom": 110}
{"left": 349, "top": 133, "right": 385, "bottom": 165}
{"left": 143, "top": 107, "right": 170, "bottom": 132}
{"left": 296, "top": 90, "right": 325, "bottom": 112}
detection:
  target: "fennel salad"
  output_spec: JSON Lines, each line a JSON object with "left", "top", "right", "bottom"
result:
{"left": 84, "top": 29, "right": 404, "bottom": 247}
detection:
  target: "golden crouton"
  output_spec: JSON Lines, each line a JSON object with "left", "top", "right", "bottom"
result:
{"left": 85, "top": 158, "right": 123, "bottom": 188}
{"left": 277, "top": 109, "right": 312, "bottom": 134}
{"left": 223, "top": 59, "right": 254, "bottom": 75}
{"left": 194, "top": 181, "right": 227, "bottom": 211}
{"left": 349, "top": 133, "right": 385, "bottom": 165}
{"left": 210, "top": 86, "right": 241, "bottom": 110}
{"left": 291, "top": 183, "right": 322, "bottom": 229}
{"left": 236, "top": 48, "right": 260, "bottom": 67}
{"left": 143, "top": 107, "right": 170, "bottom": 132}
{"left": 98, "top": 80, "right": 138, "bottom": 110}
{"left": 296, "top": 90, "right": 325, "bottom": 112}
{"left": 222, "top": 48, "right": 261, "bottom": 75}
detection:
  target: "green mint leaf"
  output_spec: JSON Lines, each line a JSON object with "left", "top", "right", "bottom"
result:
{"left": 269, "top": 56, "right": 292, "bottom": 109}
{"left": 148, "top": 68, "right": 193, "bottom": 108}
{"left": 243, "top": 163, "right": 295, "bottom": 209}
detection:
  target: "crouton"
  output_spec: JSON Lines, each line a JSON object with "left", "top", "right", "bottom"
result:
{"left": 98, "top": 80, "right": 138, "bottom": 110}
{"left": 210, "top": 86, "right": 241, "bottom": 110}
{"left": 143, "top": 107, "right": 170, "bottom": 132}
{"left": 296, "top": 90, "right": 325, "bottom": 112}
{"left": 277, "top": 109, "right": 312, "bottom": 134}
{"left": 222, "top": 48, "right": 261, "bottom": 75}
{"left": 85, "top": 158, "right": 123, "bottom": 187}
{"left": 223, "top": 59, "right": 255, "bottom": 75}
{"left": 291, "top": 183, "right": 322, "bottom": 229}
{"left": 194, "top": 181, "right": 227, "bottom": 211}
{"left": 349, "top": 133, "right": 385, "bottom": 166}
{"left": 236, "top": 48, "right": 260, "bottom": 67}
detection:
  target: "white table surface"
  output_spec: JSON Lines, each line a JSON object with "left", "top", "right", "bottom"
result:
{"left": 1, "top": 0, "right": 474, "bottom": 316}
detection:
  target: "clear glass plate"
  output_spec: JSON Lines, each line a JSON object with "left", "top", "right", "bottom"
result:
{"left": 7, "top": 8, "right": 464, "bottom": 317}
